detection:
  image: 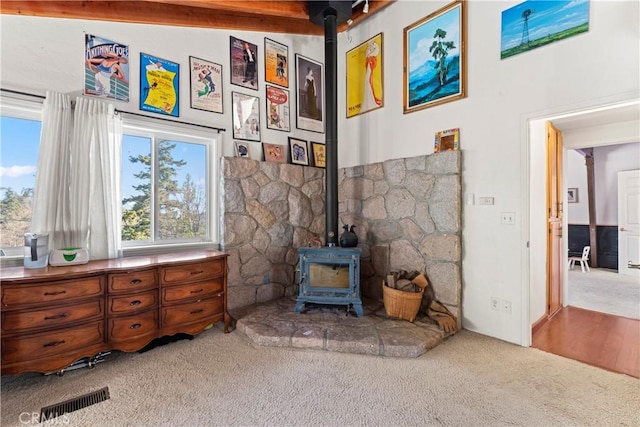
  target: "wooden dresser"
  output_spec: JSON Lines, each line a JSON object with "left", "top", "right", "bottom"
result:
{"left": 1, "top": 250, "right": 229, "bottom": 376}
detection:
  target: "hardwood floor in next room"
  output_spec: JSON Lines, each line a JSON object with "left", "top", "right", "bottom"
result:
{"left": 532, "top": 306, "right": 640, "bottom": 378}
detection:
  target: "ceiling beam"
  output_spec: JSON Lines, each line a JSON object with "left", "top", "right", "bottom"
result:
{"left": 138, "top": 0, "right": 310, "bottom": 19}
{"left": 338, "top": 0, "right": 394, "bottom": 33}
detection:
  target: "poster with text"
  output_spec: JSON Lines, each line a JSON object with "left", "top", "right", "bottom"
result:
{"left": 295, "top": 54, "right": 324, "bottom": 133}
{"left": 346, "top": 33, "right": 383, "bottom": 118}
{"left": 84, "top": 34, "right": 129, "bottom": 101}
{"left": 230, "top": 36, "right": 258, "bottom": 90}
{"left": 266, "top": 85, "right": 290, "bottom": 132}
{"left": 189, "top": 56, "right": 223, "bottom": 114}
{"left": 264, "top": 38, "right": 288, "bottom": 88}
{"left": 140, "top": 52, "right": 180, "bottom": 117}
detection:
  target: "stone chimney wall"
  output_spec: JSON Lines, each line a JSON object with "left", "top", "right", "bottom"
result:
{"left": 222, "top": 150, "right": 461, "bottom": 318}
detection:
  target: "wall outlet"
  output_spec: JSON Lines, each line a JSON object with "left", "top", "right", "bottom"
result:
{"left": 490, "top": 297, "right": 500, "bottom": 311}
{"left": 501, "top": 212, "right": 516, "bottom": 225}
{"left": 502, "top": 300, "right": 512, "bottom": 314}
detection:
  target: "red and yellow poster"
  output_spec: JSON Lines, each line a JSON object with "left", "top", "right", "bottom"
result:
{"left": 346, "top": 33, "right": 383, "bottom": 118}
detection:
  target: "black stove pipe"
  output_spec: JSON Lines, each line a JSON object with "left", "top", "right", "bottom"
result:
{"left": 324, "top": 11, "right": 339, "bottom": 247}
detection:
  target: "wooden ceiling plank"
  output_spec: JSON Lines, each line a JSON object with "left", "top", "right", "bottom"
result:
{"left": 337, "top": 0, "right": 394, "bottom": 33}
{"left": 137, "top": 0, "right": 310, "bottom": 19}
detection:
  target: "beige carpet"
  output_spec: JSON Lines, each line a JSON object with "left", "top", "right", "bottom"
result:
{"left": 568, "top": 268, "right": 640, "bottom": 319}
{"left": 2, "top": 325, "right": 639, "bottom": 427}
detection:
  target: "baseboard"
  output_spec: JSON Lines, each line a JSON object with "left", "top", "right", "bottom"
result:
{"left": 531, "top": 313, "right": 549, "bottom": 334}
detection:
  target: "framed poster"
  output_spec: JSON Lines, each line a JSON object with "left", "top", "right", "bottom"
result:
{"left": 234, "top": 141, "right": 251, "bottom": 158}
{"left": 189, "top": 56, "right": 223, "bottom": 114}
{"left": 434, "top": 128, "right": 460, "bottom": 152}
{"left": 311, "top": 142, "right": 326, "bottom": 168}
{"left": 403, "top": 0, "right": 466, "bottom": 114}
{"left": 295, "top": 54, "right": 324, "bottom": 133}
{"left": 232, "top": 92, "right": 261, "bottom": 142}
{"left": 266, "top": 85, "right": 290, "bottom": 132}
{"left": 263, "top": 143, "right": 286, "bottom": 163}
{"left": 230, "top": 36, "right": 258, "bottom": 90}
{"left": 288, "top": 137, "right": 309, "bottom": 166}
{"left": 140, "top": 52, "right": 180, "bottom": 117}
{"left": 501, "top": 0, "right": 589, "bottom": 60}
{"left": 346, "top": 33, "right": 383, "bottom": 118}
{"left": 264, "top": 38, "right": 289, "bottom": 88}
{"left": 84, "top": 34, "right": 129, "bottom": 102}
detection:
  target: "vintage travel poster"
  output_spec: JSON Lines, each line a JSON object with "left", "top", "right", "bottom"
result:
{"left": 189, "top": 56, "right": 223, "bottom": 114}
{"left": 346, "top": 33, "right": 383, "bottom": 118}
{"left": 264, "top": 38, "right": 288, "bottom": 88}
{"left": 266, "top": 85, "right": 290, "bottom": 132}
{"left": 84, "top": 34, "right": 130, "bottom": 101}
{"left": 140, "top": 52, "right": 180, "bottom": 117}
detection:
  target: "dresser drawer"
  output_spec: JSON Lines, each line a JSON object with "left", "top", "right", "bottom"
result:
{"left": 1, "top": 277, "right": 104, "bottom": 309}
{"left": 1, "top": 320, "right": 104, "bottom": 364}
{"left": 107, "top": 309, "right": 158, "bottom": 341}
{"left": 108, "top": 269, "right": 157, "bottom": 293}
{"left": 108, "top": 290, "right": 158, "bottom": 315}
{"left": 160, "top": 260, "right": 224, "bottom": 285}
{"left": 162, "top": 278, "right": 224, "bottom": 304}
{"left": 1, "top": 299, "right": 103, "bottom": 334}
{"left": 161, "top": 296, "right": 223, "bottom": 327}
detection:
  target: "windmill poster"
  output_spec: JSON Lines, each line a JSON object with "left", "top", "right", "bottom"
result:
{"left": 84, "top": 34, "right": 129, "bottom": 101}
{"left": 500, "top": 0, "right": 590, "bottom": 60}
{"left": 139, "top": 52, "right": 180, "bottom": 117}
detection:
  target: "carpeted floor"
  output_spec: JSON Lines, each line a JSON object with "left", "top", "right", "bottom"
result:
{"left": 2, "top": 325, "right": 639, "bottom": 426}
{"left": 567, "top": 268, "right": 640, "bottom": 319}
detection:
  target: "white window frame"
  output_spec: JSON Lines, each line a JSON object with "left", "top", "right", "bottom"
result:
{"left": 0, "top": 95, "right": 43, "bottom": 264}
{"left": 120, "top": 115, "right": 220, "bottom": 256}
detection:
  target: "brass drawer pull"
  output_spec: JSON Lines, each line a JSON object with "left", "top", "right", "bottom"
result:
{"left": 190, "top": 309, "right": 204, "bottom": 315}
{"left": 130, "top": 323, "right": 142, "bottom": 329}
{"left": 190, "top": 270, "right": 204, "bottom": 275}
{"left": 190, "top": 289, "right": 204, "bottom": 294}
{"left": 43, "top": 340, "right": 66, "bottom": 348}
{"left": 44, "top": 313, "right": 68, "bottom": 321}
{"left": 44, "top": 290, "right": 66, "bottom": 296}
{"left": 130, "top": 279, "right": 142, "bottom": 285}
{"left": 129, "top": 300, "right": 142, "bottom": 306}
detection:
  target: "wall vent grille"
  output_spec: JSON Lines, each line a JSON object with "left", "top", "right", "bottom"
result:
{"left": 40, "top": 387, "right": 110, "bottom": 421}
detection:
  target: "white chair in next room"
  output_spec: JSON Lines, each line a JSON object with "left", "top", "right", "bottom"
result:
{"left": 568, "top": 246, "right": 591, "bottom": 273}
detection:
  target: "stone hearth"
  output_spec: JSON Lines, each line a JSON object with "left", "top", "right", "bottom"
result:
{"left": 231, "top": 297, "right": 449, "bottom": 358}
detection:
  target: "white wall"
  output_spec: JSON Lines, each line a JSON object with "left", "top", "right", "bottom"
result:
{"left": 0, "top": 16, "right": 325, "bottom": 159}
{"left": 567, "top": 143, "right": 640, "bottom": 225}
{"left": 339, "top": 0, "right": 639, "bottom": 345}
{"left": 1, "top": 0, "right": 639, "bottom": 345}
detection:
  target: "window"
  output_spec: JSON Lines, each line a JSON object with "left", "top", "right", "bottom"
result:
{"left": 0, "top": 97, "right": 42, "bottom": 257}
{"left": 121, "top": 117, "right": 219, "bottom": 251}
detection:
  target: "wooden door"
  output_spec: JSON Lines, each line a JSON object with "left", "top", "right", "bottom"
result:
{"left": 546, "top": 122, "right": 563, "bottom": 316}
{"left": 618, "top": 170, "right": 640, "bottom": 277}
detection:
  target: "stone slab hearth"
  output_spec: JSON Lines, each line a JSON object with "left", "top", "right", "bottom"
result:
{"left": 231, "top": 297, "right": 450, "bottom": 358}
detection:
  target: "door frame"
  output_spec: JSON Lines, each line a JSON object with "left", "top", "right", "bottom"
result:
{"left": 521, "top": 92, "right": 639, "bottom": 347}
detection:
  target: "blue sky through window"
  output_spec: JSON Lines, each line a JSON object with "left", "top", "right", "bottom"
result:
{"left": 0, "top": 116, "right": 41, "bottom": 197}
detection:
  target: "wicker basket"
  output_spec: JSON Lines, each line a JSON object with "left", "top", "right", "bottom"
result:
{"left": 382, "top": 280, "right": 424, "bottom": 322}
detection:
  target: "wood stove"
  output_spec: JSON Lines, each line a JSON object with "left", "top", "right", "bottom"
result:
{"left": 295, "top": 247, "right": 363, "bottom": 317}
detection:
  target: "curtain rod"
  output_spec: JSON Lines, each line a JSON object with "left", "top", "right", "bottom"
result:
{"left": 1, "top": 88, "right": 225, "bottom": 133}
{"left": 114, "top": 110, "right": 225, "bottom": 133}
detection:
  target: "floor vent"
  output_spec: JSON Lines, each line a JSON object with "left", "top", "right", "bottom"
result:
{"left": 40, "top": 387, "right": 110, "bottom": 422}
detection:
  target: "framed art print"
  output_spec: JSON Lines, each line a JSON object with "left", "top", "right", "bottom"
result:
{"left": 266, "top": 85, "right": 290, "bottom": 132}
{"left": 434, "top": 128, "right": 460, "bottom": 152}
{"left": 289, "top": 137, "right": 309, "bottom": 166}
{"left": 264, "top": 38, "right": 289, "bottom": 88}
{"left": 311, "top": 142, "right": 326, "bottom": 168}
{"left": 232, "top": 92, "right": 261, "bottom": 142}
{"left": 84, "top": 34, "right": 129, "bottom": 102}
{"left": 295, "top": 54, "right": 324, "bottom": 133}
{"left": 403, "top": 0, "right": 466, "bottom": 113}
{"left": 189, "top": 56, "right": 223, "bottom": 114}
{"left": 263, "top": 143, "right": 286, "bottom": 163}
{"left": 234, "top": 141, "right": 251, "bottom": 158}
{"left": 230, "top": 36, "right": 258, "bottom": 90}
{"left": 140, "top": 52, "right": 180, "bottom": 117}
{"left": 346, "top": 33, "right": 383, "bottom": 118}
{"left": 567, "top": 188, "right": 578, "bottom": 203}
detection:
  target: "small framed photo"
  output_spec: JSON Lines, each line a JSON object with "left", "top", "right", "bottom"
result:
{"left": 266, "top": 85, "right": 291, "bottom": 132}
{"left": 311, "top": 142, "right": 326, "bottom": 168}
{"left": 434, "top": 128, "right": 460, "bottom": 152}
{"left": 295, "top": 54, "right": 324, "bottom": 133}
{"left": 288, "top": 137, "right": 309, "bottom": 166}
{"left": 230, "top": 36, "right": 258, "bottom": 90}
{"left": 234, "top": 141, "right": 251, "bottom": 158}
{"left": 232, "top": 92, "right": 261, "bottom": 142}
{"left": 567, "top": 188, "right": 579, "bottom": 203}
{"left": 263, "top": 143, "right": 286, "bottom": 163}
{"left": 264, "top": 38, "right": 289, "bottom": 88}
{"left": 189, "top": 56, "right": 223, "bottom": 114}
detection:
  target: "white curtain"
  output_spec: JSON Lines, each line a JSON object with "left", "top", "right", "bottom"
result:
{"left": 32, "top": 92, "right": 122, "bottom": 259}
{"left": 31, "top": 91, "right": 73, "bottom": 249}
{"left": 70, "top": 97, "right": 122, "bottom": 259}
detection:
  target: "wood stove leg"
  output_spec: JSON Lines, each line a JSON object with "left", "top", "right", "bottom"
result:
{"left": 352, "top": 302, "right": 364, "bottom": 317}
